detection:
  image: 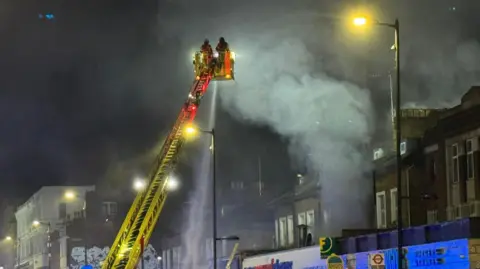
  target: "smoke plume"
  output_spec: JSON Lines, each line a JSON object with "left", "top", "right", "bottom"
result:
{"left": 219, "top": 38, "right": 374, "bottom": 234}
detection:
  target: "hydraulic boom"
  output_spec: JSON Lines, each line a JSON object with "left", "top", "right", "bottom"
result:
{"left": 102, "top": 46, "right": 235, "bottom": 269}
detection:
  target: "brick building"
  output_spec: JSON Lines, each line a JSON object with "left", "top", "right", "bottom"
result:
{"left": 423, "top": 86, "right": 480, "bottom": 222}
{"left": 373, "top": 86, "right": 480, "bottom": 230}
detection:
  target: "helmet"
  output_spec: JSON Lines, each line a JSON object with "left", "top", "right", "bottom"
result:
{"left": 219, "top": 37, "right": 225, "bottom": 43}
{"left": 204, "top": 39, "right": 209, "bottom": 44}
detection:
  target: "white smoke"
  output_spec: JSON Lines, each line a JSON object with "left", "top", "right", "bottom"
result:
{"left": 219, "top": 38, "right": 374, "bottom": 235}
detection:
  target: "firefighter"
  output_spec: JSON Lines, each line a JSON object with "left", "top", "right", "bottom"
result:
{"left": 200, "top": 39, "right": 213, "bottom": 69}
{"left": 216, "top": 37, "right": 229, "bottom": 52}
{"left": 215, "top": 37, "right": 229, "bottom": 70}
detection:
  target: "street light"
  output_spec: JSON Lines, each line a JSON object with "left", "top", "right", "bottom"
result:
{"left": 133, "top": 178, "right": 147, "bottom": 191}
{"left": 166, "top": 176, "right": 179, "bottom": 191}
{"left": 354, "top": 16, "right": 403, "bottom": 268}
{"left": 352, "top": 17, "right": 367, "bottom": 26}
{"left": 156, "top": 256, "right": 162, "bottom": 269}
{"left": 183, "top": 124, "right": 217, "bottom": 269}
{"left": 63, "top": 191, "right": 89, "bottom": 266}
{"left": 3, "top": 236, "right": 18, "bottom": 268}
{"left": 185, "top": 126, "right": 197, "bottom": 135}
{"left": 64, "top": 191, "right": 76, "bottom": 200}
{"left": 32, "top": 220, "right": 51, "bottom": 269}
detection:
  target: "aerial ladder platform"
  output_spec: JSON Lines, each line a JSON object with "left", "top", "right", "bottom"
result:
{"left": 101, "top": 46, "right": 235, "bottom": 269}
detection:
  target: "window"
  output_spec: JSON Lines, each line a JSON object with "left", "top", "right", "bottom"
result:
{"left": 298, "top": 174, "right": 304, "bottom": 185}
{"left": 376, "top": 191, "right": 387, "bottom": 228}
{"left": 429, "top": 159, "right": 437, "bottom": 182}
{"left": 74, "top": 211, "right": 81, "bottom": 219}
{"left": 287, "top": 215, "right": 294, "bottom": 245}
{"left": 298, "top": 212, "right": 306, "bottom": 225}
{"left": 258, "top": 181, "right": 264, "bottom": 196}
{"left": 467, "top": 139, "right": 475, "bottom": 179}
{"left": 306, "top": 210, "right": 315, "bottom": 237}
{"left": 109, "top": 202, "right": 117, "bottom": 215}
{"left": 279, "top": 217, "right": 286, "bottom": 247}
{"left": 400, "top": 141, "right": 407, "bottom": 155}
{"left": 452, "top": 144, "right": 460, "bottom": 183}
{"left": 274, "top": 220, "right": 279, "bottom": 247}
{"left": 103, "top": 202, "right": 118, "bottom": 217}
{"left": 390, "top": 188, "right": 398, "bottom": 223}
{"left": 58, "top": 203, "right": 67, "bottom": 219}
{"left": 427, "top": 210, "right": 438, "bottom": 224}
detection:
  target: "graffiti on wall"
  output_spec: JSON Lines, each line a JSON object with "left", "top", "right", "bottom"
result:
{"left": 70, "top": 244, "right": 159, "bottom": 269}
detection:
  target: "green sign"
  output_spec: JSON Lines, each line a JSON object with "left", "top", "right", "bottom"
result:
{"left": 319, "top": 237, "right": 338, "bottom": 259}
{"left": 327, "top": 254, "right": 344, "bottom": 269}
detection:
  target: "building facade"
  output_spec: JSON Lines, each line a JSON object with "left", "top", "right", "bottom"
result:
{"left": 273, "top": 173, "right": 319, "bottom": 250}
{"left": 373, "top": 86, "right": 480, "bottom": 230}
{"left": 15, "top": 186, "right": 95, "bottom": 269}
{"left": 424, "top": 87, "right": 480, "bottom": 222}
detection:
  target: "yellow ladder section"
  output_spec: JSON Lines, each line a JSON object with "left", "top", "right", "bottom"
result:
{"left": 102, "top": 73, "right": 212, "bottom": 269}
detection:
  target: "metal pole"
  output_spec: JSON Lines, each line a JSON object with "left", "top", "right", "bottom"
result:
{"left": 84, "top": 201, "right": 88, "bottom": 266}
{"left": 47, "top": 223, "right": 51, "bottom": 269}
{"left": 394, "top": 18, "right": 403, "bottom": 269}
{"left": 212, "top": 128, "right": 217, "bottom": 269}
{"left": 16, "top": 240, "right": 19, "bottom": 269}
{"left": 141, "top": 236, "right": 145, "bottom": 269}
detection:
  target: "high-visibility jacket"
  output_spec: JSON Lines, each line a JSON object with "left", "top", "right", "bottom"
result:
{"left": 201, "top": 44, "right": 213, "bottom": 54}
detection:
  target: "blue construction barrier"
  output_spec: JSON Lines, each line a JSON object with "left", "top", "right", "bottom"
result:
{"left": 340, "top": 217, "right": 480, "bottom": 254}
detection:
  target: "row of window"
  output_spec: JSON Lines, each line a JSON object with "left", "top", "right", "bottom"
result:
{"left": 17, "top": 232, "right": 49, "bottom": 261}
{"left": 275, "top": 210, "right": 315, "bottom": 247}
{"left": 59, "top": 201, "right": 118, "bottom": 220}
{"left": 229, "top": 180, "right": 266, "bottom": 191}
{"left": 230, "top": 181, "right": 244, "bottom": 190}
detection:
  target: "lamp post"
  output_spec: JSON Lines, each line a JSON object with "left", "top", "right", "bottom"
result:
{"left": 32, "top": 221, "right": 51, "bottom": 269}
{"left": 354, "top": 17, "right": 402, "bottom": 268}
{"left": 4, "top": 236, "right": 17, "bottom": 269}
{"left": 64, "top": 191, "right": 88, "bottom": 266}
{"left": 184, "top": 126, "right": 217, "bottom": 269}
{"left": 156, "top": 256, "right": 162, "bottom": 269}
{"left": 133, "top": 177, "right": 179, "bottom": 269}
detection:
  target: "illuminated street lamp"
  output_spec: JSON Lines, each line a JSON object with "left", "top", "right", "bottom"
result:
{"left": 63, "top": 191, "right": 89, "bottom": 266}
{"left": 185, "top": 126, "right": 197, "bottom": 135}
{"left": 166, "top": 176, "right": 179, "bottom": 191}
{"left": 5, "top": 236, "right": 12, "bottom": 241}
{"left": 183, "top": 124, "right": 218, "bottom": 269}
{"left": 133, "top": 178, "right": 147, "bottom": 191}
{"left": 352, "top": 17, "right": 367, "bottom": 26}
{"left": 32, "top": 220, "right": 51, "bottom": 269}
{"left": 64, "top": 191, "right": 76, "bottom": 200}
{"left": 353, "top": 15, "right": 403, "bottom": 268}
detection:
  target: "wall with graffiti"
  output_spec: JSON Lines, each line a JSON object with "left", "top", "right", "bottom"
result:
{"left": 69, "top": 244, "right": 160, "bottom": 269}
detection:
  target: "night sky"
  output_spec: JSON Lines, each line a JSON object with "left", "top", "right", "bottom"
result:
{"left": 0, "top": 0, "right": 178, "bottom": 199}
{"left": 0, "top": 0, "right": 297, "bottom": 205}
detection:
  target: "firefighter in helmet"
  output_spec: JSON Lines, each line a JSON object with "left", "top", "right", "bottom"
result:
{"left": 200, "top": 39, "right": 213, "bottom": 70}
{"left": 215, "top": 37, "right": 229, "bottom": 70}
